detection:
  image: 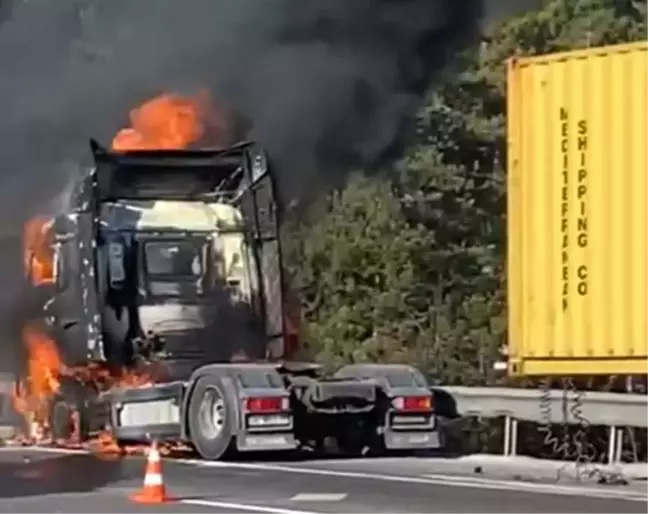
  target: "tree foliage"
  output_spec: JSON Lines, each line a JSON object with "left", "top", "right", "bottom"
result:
{"left": 284, "top": 0, "right": 647, "bottom": 386}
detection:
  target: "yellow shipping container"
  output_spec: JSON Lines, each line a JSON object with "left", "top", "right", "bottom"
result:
{"left": 507, "top": 41, "right": 648, "bottom": 377}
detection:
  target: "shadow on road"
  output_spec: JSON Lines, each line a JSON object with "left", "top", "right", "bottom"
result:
{"left": 0, "top": 453, "right": 142, "bottom": 499}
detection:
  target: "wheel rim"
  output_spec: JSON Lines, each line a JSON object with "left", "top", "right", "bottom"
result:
{"left": 197, "top": 386, "right": 226, "bottom": 439}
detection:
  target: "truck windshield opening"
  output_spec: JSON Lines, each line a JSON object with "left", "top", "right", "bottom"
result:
{"left": 145, "top": 241, "right": 203, "bottom": 279}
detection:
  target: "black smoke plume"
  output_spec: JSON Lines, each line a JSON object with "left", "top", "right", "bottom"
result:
{"left": 0, "top": 0, "right": 494, "bottom": 370}
{"left": 0, "top": 0, "right": 487, "bottom": 221}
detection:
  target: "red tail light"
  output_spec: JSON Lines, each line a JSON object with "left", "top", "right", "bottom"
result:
{"left": 244, "top": 396, "right": 289, "bottom": 413}
{"left": 392, "top": 395, "right": 432, "bottom": 412}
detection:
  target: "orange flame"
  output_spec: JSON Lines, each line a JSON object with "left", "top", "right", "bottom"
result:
{"left": 14, "top": 89, "right": 220, "bottom": 448}
{"left": 23, "top": 217, "right": 54, "bottom": 286}
{"left": 111, "top": 93, "right": 208, "bottom": 151}
{"left": 12, "top": 324, "right": 64, "bottom": 440}
{"left": 24, "top": 325, "right": 62, "bottom": 401}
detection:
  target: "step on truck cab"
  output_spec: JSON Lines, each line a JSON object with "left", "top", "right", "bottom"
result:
{"left": 21, "top": 139, "right": 442, "bottom": 459}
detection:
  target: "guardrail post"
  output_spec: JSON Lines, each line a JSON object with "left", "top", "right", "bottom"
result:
{"left": 615, "top": 427, "right": 624, "bottom": 463}
{"left": 607, "top": 425, "right": 622, "bottom": 464}
{"left": 503, "top": 415, "right": 518, "bottom": 456}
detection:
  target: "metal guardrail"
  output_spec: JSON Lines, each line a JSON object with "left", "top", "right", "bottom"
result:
{"left": 436, "top": 386, "right": 648, "bottom": 464}
{"left": 439, "top": 386, "right": 648, "bottom": 427}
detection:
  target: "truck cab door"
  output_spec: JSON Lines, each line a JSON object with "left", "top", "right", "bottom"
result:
{"left": 67, "top": 172, "right": 105, "bottom": 363}
{"left": 236, "top": 148, "right": 286, "bottom": 360}
{"left": 45, "top": 226, "right": 89, "bottom": 365}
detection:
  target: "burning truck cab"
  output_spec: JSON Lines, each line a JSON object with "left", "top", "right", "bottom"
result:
{"left": 97, "top": 194, "right": 267, "bottom": 374}
{"left": 16, "top": 139, "right": 441, "bottom": 460}
{"left": 32, "top": 140, "right": 286, "bottom": 370}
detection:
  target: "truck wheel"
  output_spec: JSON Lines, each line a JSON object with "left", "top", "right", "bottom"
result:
{"left": 49, "top": 381, "right": 92, "bottom": 443}
{"left": 187, "top": 375, "right": 235, "bottom": 460}
{"left": 50, "top": 394, "right": 74, "bottom": 441}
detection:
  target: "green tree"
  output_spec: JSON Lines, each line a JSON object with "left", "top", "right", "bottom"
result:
{"left": 479, "top": 0, "right": 647, "bottom": 91}
{"left": 284, "top": 174, "right": 438, "bottom": 371}
{"left": 285, "top": 0, "right": 647, "bottom": 387}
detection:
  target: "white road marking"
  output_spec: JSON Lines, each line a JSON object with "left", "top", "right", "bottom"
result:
{"left": 7, "top": 447, "right": 646, "bottom": 503}
{"left": 290, "top": 493, "right": 347, "bottom": 502}
{"left": 181, "top": 459, "right": 648, "bottom": 503}
{"left": 181, "top": 498, "right": 320, "bottom": 514}
{"left": 424, "top": 472, "right": 647, "bottom": 502}
{"left": 0, "top": 446, "right": 89, "bottom": 455}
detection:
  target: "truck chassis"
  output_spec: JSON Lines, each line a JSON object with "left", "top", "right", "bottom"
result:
{"left": 47, "top": 362, "right": 441, "bottom": 460}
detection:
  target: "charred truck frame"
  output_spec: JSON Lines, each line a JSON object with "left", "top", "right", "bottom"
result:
{"left": 19, "top": 140, "right": 441, "bottom": 459}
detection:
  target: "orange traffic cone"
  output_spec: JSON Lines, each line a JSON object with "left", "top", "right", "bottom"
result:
{"left": 130, "top": 441, "right": 173, "bottom": 504}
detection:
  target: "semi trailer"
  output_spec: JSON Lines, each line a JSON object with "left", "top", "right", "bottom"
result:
{"left": 506, "top": 41, "right": 648, "bottom": 378}
{"left": 16, "top": 139, "right": 441, "bottom": 459}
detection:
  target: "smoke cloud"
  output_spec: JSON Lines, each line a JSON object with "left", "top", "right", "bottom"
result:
{"left": 0, "top": 0, "right": 488, "bottom": 221}
{"left": 0, "top": 0, "right": 554, "bottom": 371}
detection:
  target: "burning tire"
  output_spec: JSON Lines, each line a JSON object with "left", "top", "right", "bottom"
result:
{"left": 49, "top": 380, "right": 92, "bottom": 443}
{"left": 49, "top": 394, "right": 71, "bottom": 440}
{"left": 187, "top": 375, "right": 235, "bottom": 460}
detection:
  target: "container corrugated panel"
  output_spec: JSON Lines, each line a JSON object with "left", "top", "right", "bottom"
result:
{"left": 507, "top": 41, "right": 648, "bottom": 377}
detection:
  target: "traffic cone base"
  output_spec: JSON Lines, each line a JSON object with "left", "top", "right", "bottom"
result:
{"left": 130, "top": 441, "right": 174, "bottom": 504}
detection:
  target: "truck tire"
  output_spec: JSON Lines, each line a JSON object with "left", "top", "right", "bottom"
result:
{"left": 187, "top": 375, "right": 235, "bottom": 461}
{"left": 49, "top": 380, "right": 92, "bottom": 442}
{"left": 49, "top": 394, "right": 73, "bottom": 441}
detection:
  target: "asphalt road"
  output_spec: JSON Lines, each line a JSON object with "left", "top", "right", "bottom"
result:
{"left": 0, "top": 447, "right": 645, "bottom": 513}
